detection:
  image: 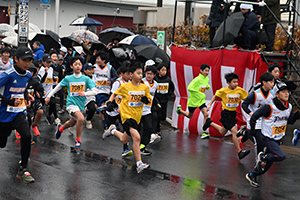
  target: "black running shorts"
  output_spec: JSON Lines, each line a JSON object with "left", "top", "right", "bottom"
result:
{"left": 220, "top": 109, "right": 237, "bottom": 131}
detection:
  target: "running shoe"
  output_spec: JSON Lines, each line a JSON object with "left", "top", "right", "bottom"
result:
{"left": 176, "top": 105, "right": 182, "bottom": 115}
{"left": 102, "top": 124, "right": 116, "bottom": 139}
{"left": 16, "top": 168, "right": 35, "bottom": 184}
{"left": 137, "top": 162, "right": 150, "bottom": 173}
{"left": 122, "top": 149, "right": 133, "bottom": 157}
{"left": 75, "top": 140, "right": 81, "bottom": 151}
{"left": 292, "top": 129, "right": 300, "bottom": 146}
{"left": 245, "top": 173, "right": 259, "bottom": 187}
{"left": 238, "top": 149, "right": 250, "bottom": 160}
{"left": 256, "top": 152, "right": 267, "bottom": 172}
{"left": 149, "top": 133, "right": 160, "bottom": 144}
{"left": 96, "top": 105, "right": 107, "bottom": 114}
{"left": 15, "top": 130, "right": 21, "bottom": 140}
{"left": 237, "top": 125, "right": 247, "bottom": 137}
{"left": 69, "top": 126, "right": 75, "bottom": 135}
{"left": 86, "top": 120, "right": 92, "bottom": 130}
{"left": 31, "top": 140, "right": 35, "bottom": 145}
{"left": 140, "top": 148, "right": 152, "bottom": 156}
{"left": 202, "top": 118, "right": 212, "bottom": 130}
{"left": 201, "top": 132, "right": 210, "bottom": 139}
{"left": 55, "top": 124, "right": 63, "bottom": 139}
{"left": 31, "top": 125, "right": 40, "bottom": 136}
{"left": 54, "top": 118, "right": 61, "bottom": 125}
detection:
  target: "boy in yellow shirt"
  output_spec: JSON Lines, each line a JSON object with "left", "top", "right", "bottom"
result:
{"left": 102, "top": 61, "right": 152, "bottom": 173}
{"left": 203, "top": 73, "right": 250, "bottom": 159}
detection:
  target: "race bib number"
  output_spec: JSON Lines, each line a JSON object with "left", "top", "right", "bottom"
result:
{"left": 128, "top": 91, "right": 144, "bottom": 107}
{"left": 157, "top": 83, "right": 169, "bottom": 94}
{"left": 7, "top": 94, "right": 26, "bottom": 113}
{"left": 45, "top": 78, "right": 54, "bottom": 85}
{"left": 226, "top": 94, "right": 240, "bottom": 108}
{"left": 199, "top": 85, "right": 208, "bottom": 93}
{"left": 115, "top": 95, "right": 122, "bottom": 105}
{"left": 96, "top": 80, "right": 108, "bottom": 87}
{"left": 70, "top": 82, "right": 85, "bottom": 96}
{"left": 272, "top": 123, "right": 287, "bottom": 137}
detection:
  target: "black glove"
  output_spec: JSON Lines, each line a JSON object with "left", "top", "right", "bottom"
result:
{"left": 0, "top": 95, "right": 15, "bottom": 106}
{"left": 250, "top": 129, "right": 256, "bottom": 136}
{"left": 106, "top": 101, "right": 114, "bottom": 112}
{"left": 112, "top": 100, "right": 118, "bottom": 109}
{"left": 141, "top": 96, "right": 150, "bottom": 104}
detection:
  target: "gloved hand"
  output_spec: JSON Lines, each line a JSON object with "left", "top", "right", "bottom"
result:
{"left": 106, "top": 101, "right": 114, "bottom": 112}
{"left": 141, "top": 96, "right": 150, "bottom": 104}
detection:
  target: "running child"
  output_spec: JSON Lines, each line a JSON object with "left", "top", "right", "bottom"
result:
{"left": 46, "top": 56, "right": 98, "bottom": 152}
{"left": 0, "top": 47, "right": 35, "bottom": 183}
{"left": 238, "top": 73, "right": 275, "bottom": 157}
{"left": 93, "top": 51, "right": 117, "bottom": 129}
{"left": 102, "top": 61, "right": 152, "bottom": 173}
{"left": 154, "top": 63, "right": 174, "bottom": 140}
{"left": 37, "top": 54, "right": 60, "bottom": 125}
{"left": 245, "top": 82, "right": 300, "bottom": 187}
{"left": 203, "top": 72, "right": 250, "bottom": 159}
{"left": 104, "top": 63, "right": 133, "bottom": 157}
{"left": 0, "top": 47, "right": 13, "bottom": 75}
{"left": 177, "top": 64, "right": 211, "bottom": 139}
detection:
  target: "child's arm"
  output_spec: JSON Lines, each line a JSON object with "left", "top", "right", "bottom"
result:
{"left": 45, "top": 83, "right": 62, "bottom": 104}
{"left": 250, "top": 104, "right": 271, "bottom": 134}
{"left": 108, "top": 93, "right": 117, "bottom": 102}
{"left": 241, "top": 92, "right": 255, "bottom": 116}
{"left": 207, "top": 95, "right": 216, "bottom": 110}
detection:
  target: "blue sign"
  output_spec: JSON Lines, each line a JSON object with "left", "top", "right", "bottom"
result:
{"left": 41, "top": 0, "right": 51, "bottom": 4}
{"left": 20, "top": 0, "right": 29, "bottom": 6}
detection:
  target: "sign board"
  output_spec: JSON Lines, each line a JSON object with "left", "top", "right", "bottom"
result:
{"left": 40, "top": 4, "right": 51, "bottom": 10}
{"left": 157, "top": 31, "right": 166, "bottom": 50}
{"left": 40, "top": 0, "right": 51, "bottom": 4}
{"left": 18, "top": 0, "right": 29, "bottom": 43}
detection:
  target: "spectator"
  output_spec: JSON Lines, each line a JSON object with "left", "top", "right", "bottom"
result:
{"left": 234, "top": 4, "right": 260, "bottom": 50}
{"left": 32, "top": 41, "right": 45, "bottom": 61}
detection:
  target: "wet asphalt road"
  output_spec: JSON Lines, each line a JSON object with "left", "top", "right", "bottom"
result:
{"left": 1, "top": 103, "right": 300, "bottom": 200}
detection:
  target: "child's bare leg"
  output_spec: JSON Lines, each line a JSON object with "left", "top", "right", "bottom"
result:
{"left": 62, "top": 118, "right": 76, "bottom": 130}
{"left": 231, "top": 126, "right": 241, "bottom": 152}
{"left": 201, "top": 107, "right": 209, "bottom": 131}
{"left": 179, "top": 110, "right": 193, "bottom": 118}
{"left": 34, "top": 109, "right": 43, "bottom": 125}
{"left": 129, "top": 128, "right": 142, "bottom": 162}
{"left": 114, "top": 130, "right": 130, "bottom": 143}
{"left": 72, "top": 111, "right": 84, "bottom": 138}
{"left": 210, "top": 122, "right": 227, "bottom": 135}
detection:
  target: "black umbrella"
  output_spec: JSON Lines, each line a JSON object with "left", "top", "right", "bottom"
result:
{"left": 61, "top": 36, "right": 80, "bottom": 48}
{"left": 134, "top": 44, "right": 170, "bottom": 67}
{"left": 31, "top": 33, "right": 60, "bottom": 52}
{"left": 41, "top": 30, "right": 61, "bottom": 44}
{"left": 90, "top": 41, "right": 106, "bottom": 54}
{"left": 212, "top": 12, "right": 245, "bottom": 47}
{"left": 98, "top": 27, "right": 134, "bottom": 45}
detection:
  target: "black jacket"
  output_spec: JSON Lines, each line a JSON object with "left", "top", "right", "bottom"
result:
{"left": 154, "top": 75, "right": 174, "bottom": 103}
{"left": 26, "top": 77, "right": 44, "bottom": 101}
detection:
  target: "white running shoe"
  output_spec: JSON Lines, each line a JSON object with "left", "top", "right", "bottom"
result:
{"left": 86, "top": 120, "right": 92, "bottom": 129}
{"left": 102, "top": 124, "right": 116, "bottom": 139}
{"left": 149, "top": 133, "right": 159, "bottom": 144}
{"left": 136, "top": 162, "right": 150, "bottom": 173}
{"left": 54, "top": 118, "right": 61, "bottom": 125}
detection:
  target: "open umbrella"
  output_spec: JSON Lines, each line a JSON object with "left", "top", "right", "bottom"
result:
{"left": 69, "top": 17, "right": 103, "bottom": 26}
{"left": 90, "top": 41, "right": 106, "bottom": 54}
{"left": 41, "top": 30, "right": 61, "bottom": 44}
{"left": 2, "top": 36, "right": 18, "bottom": 47}
{"left": 120, "top": 35, "right": 156, "bottom": 46}
{"left": 31, "top": 33, "right": 60, "bottom": 52}
{"left": 134, "top": 44, "right": 170, "bottom": 67}
{"left": 0, "top": 23, "right": 16, "bottom": 37}
{"left": 61, "top": 36, "right": 80, "bottom": 48}
{"left": 13, "top": 22, "right": 41, "bottom": 34}
{"left": 71, "top": 30, "right": 98, "bottom": 43}
{"left": 98, "top": 27, "right": 134, "bottom": 45}
{"left": 212, "top": 11, "right": 245, "bottom": 47}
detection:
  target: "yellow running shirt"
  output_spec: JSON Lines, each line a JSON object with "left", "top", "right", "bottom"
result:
{"left": 215, "top": 86, "right": 248, "bottom": 111}
{"left": 114, "top": 82, "right": 152, "bottom": 124}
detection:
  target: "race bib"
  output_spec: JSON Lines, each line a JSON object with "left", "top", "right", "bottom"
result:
{"left": 226, "top": 94, "right": 240, "bottom": 108}
{"left": 157, "top": 83, "right": 169, "bottom": 94}
{"left": 272, "top": 123, "right": 287, "bottom": 136}
{"left": 128, "top": 91, "right": 144, "bottom": 107}
{"left": 45, "top": 78, "right": 54, "bottom": 85}
{"left": 96, "top": 80, "right": 108, "bottom": 87}
{"left": 70, "top": 82, "right": 85, "bottom": 96}
{"left": 199, "top": 85, "right": 208, "bottom": 93}
{"left": 7, "top": 94, "right": 26, "bottom": 113}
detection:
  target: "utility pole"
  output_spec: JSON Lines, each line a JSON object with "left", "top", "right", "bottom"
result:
{"left": 184, "top": 1, "right": 191, "bottom": 25}
{"left": 15, "top": 0, "right": 18, "bottom": 25}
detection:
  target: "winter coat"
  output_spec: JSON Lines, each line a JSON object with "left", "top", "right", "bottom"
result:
{"left": 206, "top": 0, "right": 226, "bottom": 28}
{"left": 33, "top": 45, "right": 45, "bottom": 61}
{"left": 263, "top": 0, "right": 280, "bottom": 25}
{"left": 240, "top": 11, "right": 260, "bottom": 33}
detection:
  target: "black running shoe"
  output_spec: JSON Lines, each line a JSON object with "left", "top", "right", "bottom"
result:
{"left": 202, "top": 118, "right": 212, "bottom": 130}
{"left": 245, "top": 173, "right": 259, "bottom": 187}
{"left": 140, "top": 148, "right": 152, "bottom": 156}
{"left": 237, "top": 125, "right": 247, "bottom": 137}
{"left": 46, "top": 116, "right": 53, "bottom": 125}
{"left": 238, "top": 149, "right": 250, "bottom": 160}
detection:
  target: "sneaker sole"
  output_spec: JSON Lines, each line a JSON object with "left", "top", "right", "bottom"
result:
{"left": 122, "top": 151, "right": 133, "bottom": 157}
{"left": 292, "top": 129, "right": 298, "bottom": 146}
{"left": 255, "top": 152, "right": 265, "bottom": 172}
{"left": 137, "top": 164, "right": 150, "bottom": 173}
{"left": 237, "top": 125, "right": 246, "bottom": 137}
{"left": 245, "top": 173, "right": 259, "bottom": 187}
